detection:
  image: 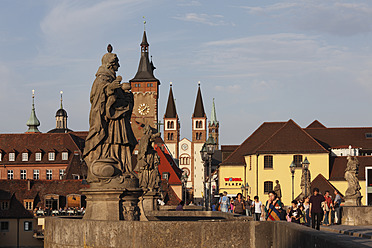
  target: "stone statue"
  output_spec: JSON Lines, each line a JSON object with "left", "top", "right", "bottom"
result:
{"left": 136, "top": 125, "right": 161, "bottom": 192}
{"left": 344, "top": 156, "right": 362, "bottom": 206}
{"left": 83, "top": 44, "right": 138, "bottom": 184}
{"left": 273, "top": 180, "right": 282, "bottom": 200}
{"left": 300, "top": 168, "right": 311, "bottom": 199}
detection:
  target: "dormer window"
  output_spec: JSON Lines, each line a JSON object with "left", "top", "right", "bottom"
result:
{"left": 0, "top": 153, "right": 2, "bottom": 161}
{"left": 35, "top": 152, "right": 42, "bottom": 161}
{"left": 48, "top": 152, "right": 55, "bottom": 161}
{"left": 62, "top": 152, "right": 68, "bottom": 161}
{"left": 9, "top": 153, "right": 15, "bottom": 162}
{"left": 22, "top": 153, "right": 28, "bottom": 161}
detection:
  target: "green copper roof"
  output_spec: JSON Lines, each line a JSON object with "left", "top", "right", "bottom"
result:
{"left": 209, "top": 98, "right": 219, "bottom": 126}
{"left": 26, "top": 91, "right": 40, "bottom": 133}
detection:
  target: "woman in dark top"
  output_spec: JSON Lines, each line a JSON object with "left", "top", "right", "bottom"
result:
{"left": 233, "top": 193, "right": 245, "bottom": 215}
{"left": 289, "top": 200, "right": 302, "bottom": 224}
{"left": 309, "top": 188, "right": 326, "bottom": 230}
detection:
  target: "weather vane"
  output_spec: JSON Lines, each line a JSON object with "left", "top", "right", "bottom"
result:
{"left": 143, "top": 16, "right": 146, "bottom": 31}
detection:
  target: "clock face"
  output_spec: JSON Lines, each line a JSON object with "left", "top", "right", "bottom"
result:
{"left": 181, "top": 143, "right": 188, "bottom": 151}
{"left": 138, "top": 103, "right": 150, "bottom": 116}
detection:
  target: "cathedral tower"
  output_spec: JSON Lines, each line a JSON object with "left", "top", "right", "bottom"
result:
{"left": 26, "top": 90, "right": 41, "bottom": 133}
{"left": 129, "top": 30, "right": 160, "bottom": 140}
{"left": 192, "top": 82, "right": 207, "bottom": 143}
{"left": 208, "top": 98, "right": 219, "bottom": 149}
{"left": 163, "top": 82, "right": 180, "bottom": 159}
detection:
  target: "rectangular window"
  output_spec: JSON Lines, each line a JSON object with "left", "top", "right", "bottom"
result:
{"left": 59, "top": 169, "right": 65, "bottom": 179}
{"left": 48, "top": 152, "right": 55, "bottom": 161}
{"left": 7, "top": 170, "right": 13, "bottom": 180}
{"left": 35, "top": 153, "right": 41, "bottom": 161}
{"left": 1, "top": 201, "right": 9, "bottom": 210}
{"left": 24, "top": 221, "right": 32, "bottom": 231}
{"left": 9, "top": 153, "right": 15, "bottom": 161}
{"left": 46, "top": 170, "right": 52, "bottom": 180}
{"left": 20, "top": 170, "right": 27, "bottom": 180}
{"left": 0, "top": 221, "right": 9, "bottom": 232}
{"left": 264, "top": 155, "right": 273, "bottom": 169}
{"left": 72, "top": 174, "right": 80, "bottom": 180}
{"left": 24, "top": 201, "right": 33, "bottom": 210}
{"left": 22, "top": 153, "right": 28, "bottom": 161}
{"left": 264, "top": 181, "right": 273, "bottom": 194}
{"left": 62, "top": 152, "right": 68, "bottom": 160}
{"left": 294, "top": 155, "right": 303, "bottom": 168}
{"left": 162, "top": 172, "right": 169, "bottom": 180}
{"left": 33, "top": 170, "right": 39, "bottom": 180}
{"left": 0, "top": 153, "right": 2, "bottom": 161}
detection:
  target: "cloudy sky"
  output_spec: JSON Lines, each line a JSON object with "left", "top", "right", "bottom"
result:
{"left": 1, "top": 0, "right": 372, "bottom": 145}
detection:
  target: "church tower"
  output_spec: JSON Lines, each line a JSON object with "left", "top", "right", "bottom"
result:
{"left": 48, "top": 91, "right": 72, "bottom": 133}
{"left": 163, "top": 82, "right": 180, "bottom": 159}
{"left": 208, "top": 98, "right": 219, "bottom": 149}
{"left": 26, "top": 90, "right": 41, "bottom": 133}
{"left": 191, "top": 82, "right": 207, "bottom": 203}
{"left": 129, "top": 30, "right": 160, "bottom": 140}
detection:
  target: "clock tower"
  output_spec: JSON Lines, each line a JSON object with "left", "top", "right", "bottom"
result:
{"left": 129, "top": 30, "right": 160, "bottom": 140}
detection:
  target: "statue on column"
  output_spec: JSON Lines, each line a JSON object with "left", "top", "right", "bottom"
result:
{"left": 136, "top": 125, "right": 161, "bottom": 192}
{"left": 344, "top": 156, "right": 362, "bottom": 206}
{"left": 83, "top": 44, "right": 138, "bottom": 185}
{"left": 300, "top": 168, "right": 311, "bottom": 199}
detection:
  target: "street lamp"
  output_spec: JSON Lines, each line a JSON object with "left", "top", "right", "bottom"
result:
{"left": 302, "top": 157, "right": 310, "bottom": 198}
{"left": 289, "top": 161, "right": 295, "bottom": 201}
{"left": 181, "top": 171, "right": 189, "bottom": 206}
{"left": 241, "top": 185, "right": 245, "bottom": 196}
{"left": 200, "top": 134, "right": 216, "bottom": 211}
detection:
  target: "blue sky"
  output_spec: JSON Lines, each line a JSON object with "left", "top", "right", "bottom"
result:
{"left": 1, "top": 0, "right": 372, "bottom": 145}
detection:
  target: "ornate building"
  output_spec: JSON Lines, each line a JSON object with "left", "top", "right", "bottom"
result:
{"left": 129, "top": 31, "right": 160, "bottom": 140}
{"left": 163, "top": 82, "right": 220, "bottom": 204}
{"left": 48, "top": 91, "right": 73, "bottom": 133}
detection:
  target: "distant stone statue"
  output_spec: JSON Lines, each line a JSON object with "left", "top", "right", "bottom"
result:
{"left": 136, "top": 125, "right": 161, "bottom": 192}
{"left": 83, "top": 44, "right": 137, "bottom": 184}
{"left": 344, "top": 156, "right": 362, "bottom": 206}
{"left": 300, "top": 168, "right": 311, "bottom": 199}
{"left": 274, "top": 180, "right": 282, "bottom": 200}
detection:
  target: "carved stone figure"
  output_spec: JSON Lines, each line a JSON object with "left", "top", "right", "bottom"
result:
{"left": 136, "top": 125, "right": 161, "bottom": 192}
{"left": 273, "top": 180, "right": 282, "bottom": 200}
{"left": 83, "top": 44, "right": 138, "bottom": 184}
{"left": 344, "top": 156, "right": 362, "bottom": 206}
{"left": 300, "top": 168, "right": 311, "bottom": 199}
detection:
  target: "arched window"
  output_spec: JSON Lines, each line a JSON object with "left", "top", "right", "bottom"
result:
{"left": 199, "top": 133, "right": 202, "bottom": 140}
{"left": 170, "top": 133, "right": 174, "bottom": 140}
{"left": 170, "top": 121, "right": 174, "bottom": 129}
{"left": 293, "top": 155, "right": 303, "bottom": 167}
{"left": 180, "top": 155, "right": 190, "bottom": 165}
{"left": 167, "top": 122, "right": 170, "bottom": 129}
{"left": 264, "top": 181, "right": 273, "bottom": 194}
{"left": 264, "top": 155, "right": 273, "bottom": 169}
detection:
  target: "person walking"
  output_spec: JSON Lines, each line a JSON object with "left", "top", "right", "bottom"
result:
{"left": 233, "top": 193, "right": 245, "bottom": 215}
{"left": 309, "top": 188, "right": 325, "bottom": 230}
{"left": 219, "top": 191, "right": 229, "bottom": 213}
{"left": 252, "top": 196, "right": 263, "bottom": 221}
{"left": 303, "top": 196, "right": 311, "bottom": 227}
{"left": 333, "top": 190, "right": 342, "bottom": 225}
{"left": 289, "top": 200, "right": 303, "bottom": 224}
{"left": 264, "top": 191, "right": 283, "bottom": 221}
{"left": 245, "top": 195, "right": 253, "bottom": 216}
{"left": 323, "top": 191, "right": 332, "bottom": 226}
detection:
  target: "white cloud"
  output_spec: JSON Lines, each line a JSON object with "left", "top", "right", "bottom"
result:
{"left": 242, "top": 1, "right": 372, "bottom": 36}
{"left": 174, "top": 13, "right": 233, "bottom": 26}
{"left": 215, "top": 84, "right": 242, "bottom": 94}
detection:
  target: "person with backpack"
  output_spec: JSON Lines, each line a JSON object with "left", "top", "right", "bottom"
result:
{"left": 264, "top": 191, "right": 282, "bottom": 221}
{"left": 219, "top": 191, "right": 229, "bottom": 213}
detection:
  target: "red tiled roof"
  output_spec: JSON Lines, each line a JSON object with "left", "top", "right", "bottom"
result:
{"left": 0, "top": 180, "right": 89, "bottom": 218}
{"left": 329, "top": 156, "right": 372, "bottom": 181}
{"left": 0, "top": 133, "right": 84, "bottom": 164}
{"left": 255, "top": 120, "right": 328, "bottom": 154}
{"left": 306, "top": 120, "right": 326, "bottom": 129}
{"left": 155, "top": 146, "right": 182, "bottom": 185}
{"left": 160, "top": 179, "right": 181, "bottom": 205}
{"left": 221, "top": 122, "right": 286, "bottom": 165}
{"left": 305, "top": 127, "right": 372, "bottom": 150}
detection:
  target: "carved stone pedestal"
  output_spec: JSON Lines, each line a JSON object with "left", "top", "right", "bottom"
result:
{"left": 141, "top": 191, "right": 160, "bottom": 212}
{"left": 344, "top": 195, "right": 363, "bottom": 206}
{"left": 81, "top": 187, "right": 143, "bottom": 221}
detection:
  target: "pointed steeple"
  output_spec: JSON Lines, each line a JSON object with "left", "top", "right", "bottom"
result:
{"left": 26, "top": 90, "right": 41, "bottom": 133}
{"left": 164, "top": 82, "right": 177, "bottom": 118}
{"left": 209, "top": 98, "right": 218, "bottom": 126}
{"left": 193, "top": 81, "right": 206, "bottom": 118}
{"left": 130, "top": 30, "right": 159, "bottom": 83}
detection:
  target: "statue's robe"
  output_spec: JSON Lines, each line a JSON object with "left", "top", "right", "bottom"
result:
{"left": 84, "top": 66, "right": 137, "bottom": 182}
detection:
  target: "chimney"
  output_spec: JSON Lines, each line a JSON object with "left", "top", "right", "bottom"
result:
{"left": 27, "top": 180, "right": 31, "bottom": 191}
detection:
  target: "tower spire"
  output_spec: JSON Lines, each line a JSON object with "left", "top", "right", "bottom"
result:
{"left": 209, "top": 98, "right": 218, "bottom": 126}
{"left": 26, "top": 90, "right": 41, "bottom": 133}
{"left": 164, "top": 82, "right": 177, "bottom": 118}
{"left": 193, "top": 82, "right": 206, "bottom": 118}
{"left": 60, "top": 91, "right": 63, "bottom": 109}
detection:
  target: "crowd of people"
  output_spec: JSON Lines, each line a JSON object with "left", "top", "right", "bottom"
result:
{"left": 33, "top": 206, "right": 86, "bottom": 217}
{"left": 216, "top": 188, "right": 342, "bottom": 230}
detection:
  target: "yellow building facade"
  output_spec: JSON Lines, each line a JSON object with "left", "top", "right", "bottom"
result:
{"left": 219, "top": 120, "right": 372, "bottom": 206}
